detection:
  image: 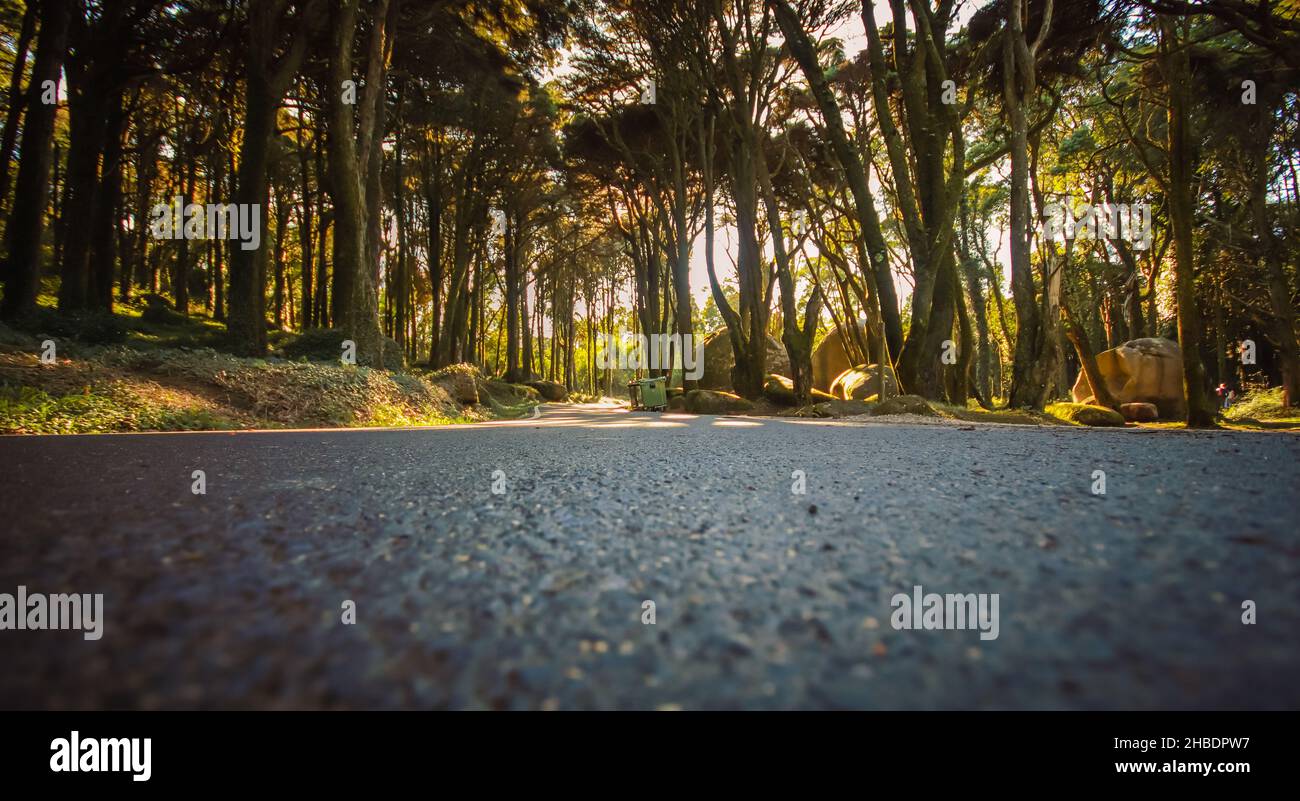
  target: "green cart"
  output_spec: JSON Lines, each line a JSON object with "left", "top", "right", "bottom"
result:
{"left": 628, "top": 377, "right": 668, "bottom": 411}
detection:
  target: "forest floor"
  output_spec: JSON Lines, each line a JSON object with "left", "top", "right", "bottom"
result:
{"left": 0, "top": 300, "right": 540, "bottom": 434}
{"left": 1, "top": 403, "right": 1297, "bottom": 709}
{"left": 1, "top": 295, "right": 1295, "bottom": 433}
{"left": 0, "top": 346, "right": 517, "bottom": 434}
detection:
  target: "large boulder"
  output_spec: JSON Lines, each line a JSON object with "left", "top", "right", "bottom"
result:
{"left": 684, "top": 389, "right": 754, "bottom": 415}
{"left": 483, "top": 379, "right": 540, "bottom": 403}
{"left": 1072, "top": 337, "right": 1184, "bottom": 420}
{"left": 427, "top": 364, "right": 482, "bottom": 405}
{"left": 525, "top": 379, "right": 569, "bottom": 402}
{"left": 830, "top": 363, "right": 900, "bottom": 402}
{"left": 784, "top": 399, "right": 877, "bottom": 418}
{"left": 870, "top": 394, "right": 938, "bottom": 417}
{"left": 762, "top": 374, "right": 836, "bottom": 406}
{"left": 764, "top": 374, "right": 797, "bottom": 405}
{"left": 812, "top": 320, "right": 876, "bottom": 391}
{"left": 1120, "top": 402, "right": 1159, "bottom": 422}
{"left": 700, "top": 329, "right": 789, "bottom": 392}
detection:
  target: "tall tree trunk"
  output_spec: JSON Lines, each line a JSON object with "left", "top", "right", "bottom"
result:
{"left": 175, "top": 142, "right": 195, "bottom": 314}
{"left": 229, "top": 79, "right": 277, "bottom": 353}
{"left": 295, "top": 95, "right": 314, "bottom": 328}
{"left": 212, "top": 144, "right": 226, "bottom": 320}
{"left": 356, "top": 0, "right": 395, "bottom": 367}
{"left": 315, "top": 214, "right": 331, "bottom": 326}
{"left": 729, "top": 132, "right": 766, "bottom": 398}
{"left": 1159, "top": 16, "right": 1215, "bottom": 426}
{"left": 230, "top": 0, "right": 314, "bottom": 353}
{"left": 758, "top": 150, "right": 819, "bottom": 404}
{"left": 770, "top": 0, "right": 902, "bottom": 363}
{"left": 670, "top": 174, "right": 695, "bottom": 390}
{"left": 1004, "top": 0, "right": 1059, "bottom": 408}
{"left": 324, "top": 0, "right": 370, "bottom": 351}
{"left": 0, "top": 0, "right": 37, "bottom": 227}
{"left": 1063, "top": 303, "right": 1119, "bottom": 410}
{"left": 328, "top": 0, "right": 393, "bottom": 368}
{"left": 959, "top": 192, "right": 993, "bottom": 403}
{"left": 1, "top": 0, "right": 71, "bottom": 321}
{"left": 393, "top": 96, "right": 408, "bottom": 352}
{"left": 951, "top": 263, "right": 975, "bottom": 406}
{"left": 90, "top": 87, "right": 127, "bottom": 311}
{"left": 133, "top": 134, "right": 161, "bottom": 300}
{"left": 57, "top": 2, "right": 132, "bottom": 312}
{"left": 57, "top": 95, "right": 108, "bottom": 310}
{"left": 521, "top": 259, "right": 534, "bottom": 379}
{"left": 1245, "top": 96, "right": 1300, "bottom": 408}
{"left": 503, "top": 217, "right": 522, "bottom": 381}
{"left": 273, "top": 180, "right": 289, "bottom": 327}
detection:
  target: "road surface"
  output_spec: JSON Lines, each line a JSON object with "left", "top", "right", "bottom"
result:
{"left": 1, "top": 404, "right": 1297, "bottom": 709}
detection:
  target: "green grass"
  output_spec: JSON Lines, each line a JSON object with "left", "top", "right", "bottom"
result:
{"left": 363, "top": 402, "right": 476, "bottom": 428}
{"left": 476, "top": 391, "right": 537, "bottom": 420}
{"left": 2, "top": 343, "right": 496, "bottom": 434}
{"left": 1224, "top": 386, "right": 1296, "bottom": 421}
{"left": 0, "top": 383, "right": 242, "bottom": 434}
{"left": 1044, "top": 401, "right": 1126, "bottom": 427}
{"left": 1203, "top": 387, "right": 1300, "bottom": 431}
{"left": 0, "top": 297, "right": 531, "bottom": 434}
{"left": 931, "top": 399, "right": 1066, "bottom": 426}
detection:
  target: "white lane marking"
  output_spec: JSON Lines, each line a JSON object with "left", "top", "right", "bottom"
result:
{"left": 530, "top": 404, "right": 541, "bottom": 420}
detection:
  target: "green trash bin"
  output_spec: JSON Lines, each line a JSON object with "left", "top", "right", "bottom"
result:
{"left": 628, "top": 377, "right": 668, "bottom": 411}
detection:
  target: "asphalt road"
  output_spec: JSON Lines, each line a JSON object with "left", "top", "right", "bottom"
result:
{"left": 1, "top": 404, "right": 1297, "bottom": 710}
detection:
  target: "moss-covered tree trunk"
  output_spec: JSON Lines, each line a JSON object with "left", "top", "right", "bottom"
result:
{"left": 1158, "top": 16, "right": 1216, "bottom": 427}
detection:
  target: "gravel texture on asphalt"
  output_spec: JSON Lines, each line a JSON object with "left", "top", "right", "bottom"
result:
{"left": 1, "top": 404, "right": 1297, "bottom": 709}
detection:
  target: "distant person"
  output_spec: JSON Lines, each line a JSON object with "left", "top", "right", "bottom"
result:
{"left": 1226, "top": 388, "right": 1237, "bottom": 409}
{"left": 1216, "top": 383, "right": 1228, "bottom": 409}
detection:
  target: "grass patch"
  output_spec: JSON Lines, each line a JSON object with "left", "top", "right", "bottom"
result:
{"left": 0, "top": 345, "right": 494, "bottom": 434}
{"left": 363, "top": 402, "right": 476, "bottom": 428}
{"left": 1221, "top": 419, "right": 1300, "bottom": 431}
{"left": 1224, "top": 386, "right": 1298, "bottom": 422}
{"left": 0, "top": 383, "right": 243, "bottom": 434}
{"left": 1044, "top": 402, "right": 1125, "bottom": 427}
{"left": 0, "top": 302, "right": 528, "bottom": 434}
{"left": 931, "top": 400, "right": 1066, "bottom": 426}
{"left": 476, "top": 391, "right": 537, "bottom": 420}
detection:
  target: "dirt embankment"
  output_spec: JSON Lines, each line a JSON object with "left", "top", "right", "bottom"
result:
{"left": 0, "top": 340, "right": 537, "bottom": 434}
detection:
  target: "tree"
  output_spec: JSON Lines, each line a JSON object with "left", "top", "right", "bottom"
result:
{"left": 229, "top": 0, "right": 319, "bottom": 355}
{"left": 1, "top": 0, "right": 72, "bottom": 321}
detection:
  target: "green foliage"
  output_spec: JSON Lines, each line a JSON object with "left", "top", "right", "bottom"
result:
{"left": 1224, "top": 386, "right": 1295, "bottom": 421}
{"left": 1046, "top": 402, "right": 1126, "bottom": 427}
{"left": 0, "top": 383, "right": 237, "bottom": 434}
{"left": 1055, "top": 126, "right": 1096, "bottom": 164}
{"left": 364, "top": 403, "right": 474, "bottom": 428}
